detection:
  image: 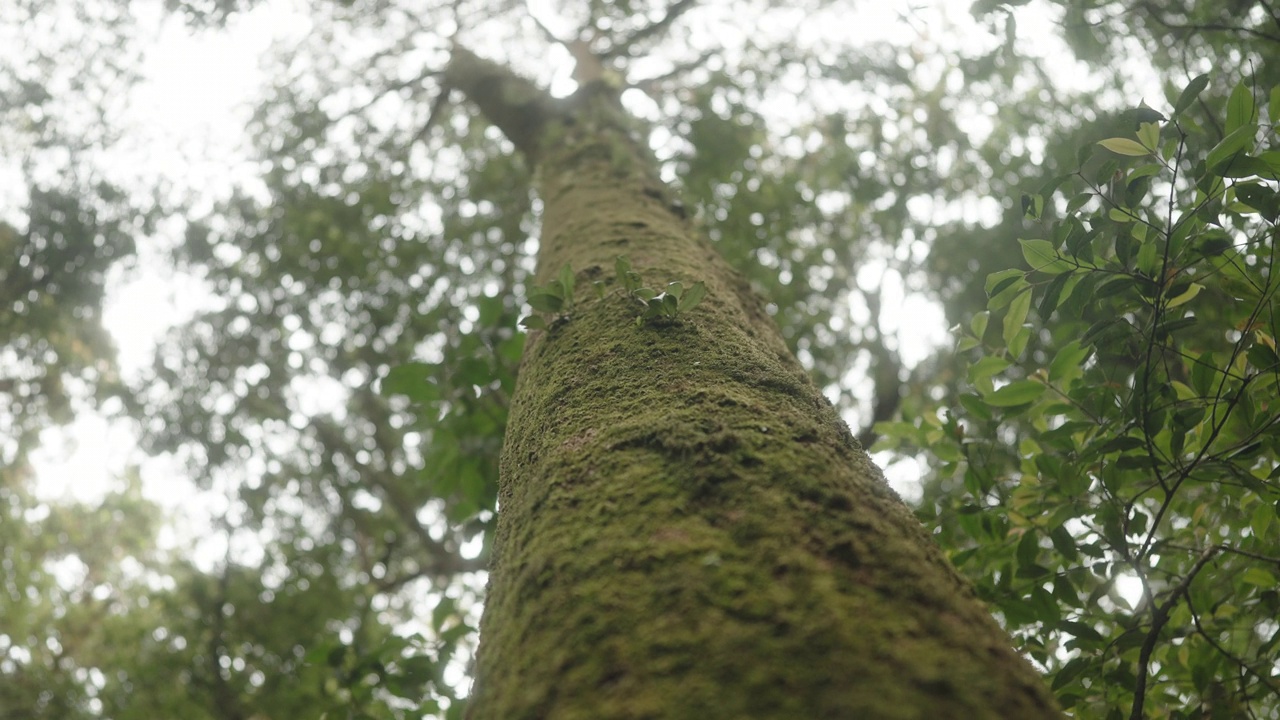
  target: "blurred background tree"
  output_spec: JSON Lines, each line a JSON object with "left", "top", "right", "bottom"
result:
{"left": 1, "top": 0, "right": 1276, "bottom": 717}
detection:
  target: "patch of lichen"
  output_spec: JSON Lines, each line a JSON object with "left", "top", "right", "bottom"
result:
{"left": 466, "top": 89, "right": 1062, "bottom": 720}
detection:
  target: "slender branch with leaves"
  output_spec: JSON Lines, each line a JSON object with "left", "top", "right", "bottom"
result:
{"left": 878, "top": 73, "right": 1280, "bottom": 718}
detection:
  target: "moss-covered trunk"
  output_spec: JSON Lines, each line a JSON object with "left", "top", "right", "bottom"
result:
{"left": 447, "top": 48, "right": 1061, "bottom": 720}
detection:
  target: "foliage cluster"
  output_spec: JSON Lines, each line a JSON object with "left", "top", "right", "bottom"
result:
{"left": 517, "top": 256, "right": 707, "bottom": 330}
{"left": 610, "top": 254, "right": 708, "bottom": 324}
{"left": 879, "top": 75, "right": 1280, "bottom": 718}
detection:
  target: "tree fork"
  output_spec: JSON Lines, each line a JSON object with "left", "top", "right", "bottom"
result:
{"left": 447, "top": 46, "right": 1062, "bottom": 719}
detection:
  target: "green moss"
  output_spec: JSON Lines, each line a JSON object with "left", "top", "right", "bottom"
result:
{"left": 466, "top": 81, "right": 1062, "bottom": 720}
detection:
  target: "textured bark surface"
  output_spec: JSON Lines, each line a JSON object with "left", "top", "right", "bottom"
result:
{"left": 456, "top": 51, "right": 1063, "bottom": 720}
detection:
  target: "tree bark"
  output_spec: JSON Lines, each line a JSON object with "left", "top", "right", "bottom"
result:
{"left": 447, "top": 47, "right": 1063, "bottom": 720}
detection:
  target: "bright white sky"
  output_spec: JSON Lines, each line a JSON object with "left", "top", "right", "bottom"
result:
{"left": 101, "top": 2, "right": 291, "bottom": 377}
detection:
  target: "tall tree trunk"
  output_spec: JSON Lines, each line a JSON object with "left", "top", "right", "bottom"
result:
{"left": 446, "top": 47, "right": 1062, "bottom": 719}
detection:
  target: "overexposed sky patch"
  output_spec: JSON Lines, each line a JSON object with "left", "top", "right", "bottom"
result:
{"left": 109, "top": 0, "right": 301, "bottom": 204}
{"left": 34, "top": 0, "right": 298, "bottom": 512}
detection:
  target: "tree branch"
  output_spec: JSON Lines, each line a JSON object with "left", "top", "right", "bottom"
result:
{"left": 630, "top": 49, "right": 717, "bottom": 98}
{"left": 1129, "top": 545, "right": 1220, "bottom": 720}
{"left": 1134, "top": 0, "right": 1280, "bottom": 44}
{"left": 409, "top": 84, "right": 453, "bottom": 148}
{"left": 606, "top": 0, "right": 699, "bottom": 59}
{"left": 1257, "top": 0, "right": 1280, "bottom": 34}
{"left": 312, "top": 420, "right": 486, "bottom": 577}
{"left": 342, "top": 68, "right": 442, "bottom": 120}
{"left": 1186, "top": 590, "right": 1280, "bottom": 699}
{"left": 443, "top": 44, "right": 559, "bottom": 162}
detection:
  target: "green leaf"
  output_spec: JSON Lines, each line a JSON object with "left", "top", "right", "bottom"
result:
{"left": 985, "top": 380, "right": 1047, "bottom": 407}
{"left": 1098, "top": 138, "right": 1150, "bottom": 156}
{"left": 988, "top": 276, "right": 1030, "bottom": 311}
{"left": 1066, "top": 192, "right": 1093, "bottom": 213}
{"left": 1226, "top": 81, "right": 1256, "bottom": 133}
{"left": 1039, "top": 271, "right": 1083, "bottom": 318}
{"left": 381, "top": 362, "right": 439, "bottom": 403}
{"left": 1126, "top": 163, "right": 1163, "bottom": 182}
{"left": 1137, "top": 122, "right": 1160, "bottom": 151}
{"left": 1271, "top": 85, "right": 1280, "bottom": 124}
{"left": 1242, "top": 568, "right": 1277, "bottom": 588}
{"left": 1247, "top": 341, "right": 1279, "bottom": 372}
{"left": 1251, "top": 503, "right": 1274, "bottom": 538}
{"left": 1217, "top": 155, "right": 1271, "bottom": 178}
{"left": 476, "top": 293, "right": 505, "bottom": 326}
{"left": 680, "top": 281, "right": 708, "bottom": 312}
{"left": 1051, "top": 657, "right": 1091, "bottom": 692}
{"left": 519, "top": 314, "right": 547, "bottom": 330}
{"left": 327, "top": 644, "right": 349, "bottom": 668}
{"left": 971, "top": 311, "right": 990, "bottom": 339}
{"left": 1081, "top": 317, "right": 1121, "bottom": 347}
{"left": 1095, "top": 276, "right": 1133, "bottom": 300}
{"left": 615, "top": 255, "right": 632, "bottom": 278}
{"left": 665, "top": 281, "right": 684, "bottom": 299}
{"left": 592, "top": 280, "right": 606, "bottom": 299}
{"left": 1234, "top": 182, "right": 1280, "bottom": 220}
{"left": 1019, "top": 238, "right": 1073, "bottom": 274}
{"left": 1115, "top": 227, "right": 1138, "bottom": 265}
{"left": 1003, "top": 286, "right": 1032, "bottom": 347}
{"left": 968, "top": 356, "right": 1011, "bottom": 383}
{"left": 985, "top": 269, "right": 1024, "bottom": 296}
{"left": 1173, "top": 73, "right": 1209, "bottom": 116}
{"left": 1049, "top": 526, "right": 1080, "bottom": 562}
{"left": 1008, "top": 325, "right": 1031, "bottom": 359}
{"left": 558, "top": 264, "right": 575, "bottom": 302}
{"left": 1191, "top": 352, "right": 1218, "bottom": 397}
{"left": 1021, "top": 193, "right": 1043, "bottom": 220}
{"left": 1048, "top": 341, "right": 1091, "bottom": 384}
{"left": 1206, "top": 123, "right": 1257, "bottom": 171}
{"left": 1016, "top": 529, "right": 1039, "bottom": 568}
{"left": 1096, "top": 436, "right": 1144, "bottom": 455}
{"left": 1036, "top": 172, "right": 1072, "bottom": 199}
{"left": 1124, "top": 175, "right": 1152, "bottom": 207}
{"left": 958, "top": 393, "right": 992, "bottom": 421}
{"left": 397, "top": 655, "right": 439, "bottom": 687}
{"left": 527, "top": 292, "right": 564, "bottom": 313}
{"left": 1135, "top": 238, "right": 1158, "bottom": 275}
{"left": 1166, "top": 282, "right": 1202, "bottom": 309}
{"left": 633, "top": 287, "right": 656, "bottom": 301}
{"left": 661, "top": 293, "right": 679, "bottom": 317}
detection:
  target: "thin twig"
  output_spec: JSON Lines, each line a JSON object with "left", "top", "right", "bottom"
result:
{"left": 605, "top": 0, "right": 699, "bottom": 59}
{"left": 1129, "top": 545, "right": 1220, "bottom": 720}
{"left": 1186, "top": 591, "right": 1280, "bottom": 700}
